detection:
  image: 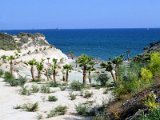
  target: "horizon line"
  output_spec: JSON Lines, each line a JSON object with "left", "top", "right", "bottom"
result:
{"left": 0, "top": 27, "right": 160, "bottom": 31}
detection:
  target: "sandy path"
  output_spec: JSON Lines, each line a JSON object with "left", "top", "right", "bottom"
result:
{"left": 0, "top": 78, "right": 36, "bottom": 120}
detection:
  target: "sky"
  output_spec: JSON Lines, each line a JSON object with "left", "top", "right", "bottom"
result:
{"left": 0, "top": 0, "right": 160, "bottom": 29}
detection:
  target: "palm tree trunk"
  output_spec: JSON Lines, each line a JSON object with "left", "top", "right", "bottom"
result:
{"left": 76, "top": 61, "right": 77, "bottom": 68}
{"left": 38, "top": 71, "right": 41, "bottom": 80}
{"left": 83, "top": 65, "right": 87, "bottom": 85}
{"left": 31, "top": 66, "right": 35, "bottom": 81}
{"left": 115, "top": 65, "right": 118, "bottom": 81}
{"left": 45, "top": 69, "right": 49, "bottom": 81}
{"left": 10, "top": 61, "right": 13, "bottom": 75}
{"left": 110, "top": 71, "right": 116, "bottom": 85}
{"left": 66, "top": 70, "right": 69, "bottom": 82}
{"left": 89, "top": 71, "right": 91, "bottom": 84}
{"left": 63, "top": 75, "right": 65, "bottom": 81}
{"left": 53, "top": 70, "right": 56, "bottom": 82}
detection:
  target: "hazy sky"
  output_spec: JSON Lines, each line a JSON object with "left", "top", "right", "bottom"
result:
{"left": 0, "top": 0, "right": 160, "bottom": 29}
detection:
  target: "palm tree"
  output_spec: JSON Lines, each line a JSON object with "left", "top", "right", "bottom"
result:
{"left": 101, "top": 61, "right": 116, "bottom": 85}
{"left": 44, "top": 68, "right": 49, "bottom": 81}
{"left": 112, "top": 55, "right": 124, "bottom": 81}
{"left": 87, "top": 61, "right": 95, "bottom": 84}
{"left": 28, "top": 59, "right": 37, "bottom": 81}
{"left": 63, "top": 64, "right": 73, "bottom": 82}
{"left": 52, "top": 58, "right": 58, "bottom": 82}
{"left": 77, "top": 55, "right": 93, "bottom": 85}
{"left": 87, "top": 66, "right": 95, "bottom": 84}
{"left": 7, "top": 55, "right": 15, "bottom": 75}
{"left": 61, "top": 69, "right": 65, "bottom": 81}
{"left": 36, "top": 62, "right": 44, "bottom": 80}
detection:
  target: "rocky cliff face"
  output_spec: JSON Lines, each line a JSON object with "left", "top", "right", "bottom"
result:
{"left": 0, "top": 32, "right": 68, "bottom": 61}
{"left": 144, "top": 41, "right": 160, "bottom": 53}
{"left": 0, "top": 32, "right": 50, "bottom": 50}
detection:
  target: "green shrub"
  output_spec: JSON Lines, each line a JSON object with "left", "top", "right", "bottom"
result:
{"left": 23, "top": 102, "right": 39, "bottom": 112}
{"left": 75, "top": 103, "right": 89, "bottom": 116}
{"left": 70, "top": 81, "right": 83, "bottom": 91}
{"left": 114, "top": 61, "right": 154, "bottom": 96}
{"left": 69, "top": 92, "right": 76, "bottom": 100}
{"left": 138, "top": 108, "right": 160, "bottom": 120}
{"left": 14, "top": 102, "right": 39, "bottom": 112}
{"left": 48, "top": 96, "right": 58, "bottom": 102}
{"left": 0, "top": 69, "right": 4, "bottom": 77}
{"left": 31, "top": 85, "right": 39, "bottom": 93}
{"left": 49, "top": 81, "right": 59, "bottom": 87}
{"left": 16, "top": 76, "right": 27, "bottom": 86}
{"left": 60, "top": 86, "right": 66, "bottom": 91}
{"left": 144, "top": 93, "right": 159, "bottom": 110}
{"left": 40, "top": 85, "right": 50, "bottom": 93}
{"left": 4, "top": 72, "right": 15, "bottom": 81}
{"left": 4, "top": 72, "right": 27, "bottom": 86}
{"left": 47, "top": 105, "right": 67, "bottom": 118}
{"left": 83, "top": 91, "right": 93, "bottom": 98}
{"left": 96, "top": 74, "right": 109, "bottom": 86}
{"left": 141, "top": 68, "right": 153, "bottom": 80}
{"left": 149, "top": 52, "right": 160, "bottom": 75}
{"left": 20, "top": 86, "right": 31, "bottom": 95}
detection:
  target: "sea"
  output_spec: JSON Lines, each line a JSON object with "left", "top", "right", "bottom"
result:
{"left": 1, "top": 28, "right": 160, "bottom": 60}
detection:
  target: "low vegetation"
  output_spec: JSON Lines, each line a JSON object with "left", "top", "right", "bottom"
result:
{"left": 70, "top": 81, "right": 84, "bottom": 91}
{"left": 19, "top": 86, "right": 31, "bottom": 95}
{"left": 47, "top": 105, "right": 67, "bottom": 118}
{"left": 69, "top": 92, "right": 77, "bottom": 100}
{"left": 48, "top": 96, "right": 58, "bottom": 102}
{"left": 83, "top": 91, "right": 93, "bottom": 98}
{"left": 4, "top": 72, "right": 26, "bottom": 86}
{"left": 75, "top": 103, "right": 90, "bottom": 116}
{"left": 40, "top": 85, "right": 51, "bottom": 93}
{"left": 14, "top": 102, "right": 39, "bottom": 112}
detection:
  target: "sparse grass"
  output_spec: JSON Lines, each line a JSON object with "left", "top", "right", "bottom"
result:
{"left": 14, "top": 102, "right": 39, "bottom": 112}
{"left": 69, "top": 92, "right": 76, "bottom": 100}
{"left": 48, "top": 96, "right": 58, "bottom": 102}
{"left": 31, "top": 85, "right": 39, "bottom": 93}
{"left": 83, "top": 91, "right": 93, "bottom": 98}
{"left": 4, "top": 72, "right": 27, "bottom": 86}
{"left": 60, "top": 86, "right": 66, "bottom": 91}
{"left": 70, "top": 81, "right": 84, "bottom": 91}
{"left": 40, "top": 85, "right": 51, "bottom": 93}
{"left": 22, "top": 102, "right": 39, "bottom": 112}
{"left": 47, "top": 105, "right": 67, "bottom": 118}
{"left": 75, "top": 103, "right": 89, "bottom": 116}
{"left": 20, "top": 86, "right": 31, "bottom": 95}
{"left": 49, "top": 81, "right": 59, "bottom": 87}
{"left": 16, "top": 76, "right": 27, "bottom": 86}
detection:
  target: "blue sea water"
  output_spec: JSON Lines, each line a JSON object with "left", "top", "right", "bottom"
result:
{"left": 1, "top": 29, "right": 160, "bottom": 60}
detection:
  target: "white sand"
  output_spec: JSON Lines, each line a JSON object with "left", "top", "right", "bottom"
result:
{"left": 0, "top": 44, "right": 115, "bottom": 120}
